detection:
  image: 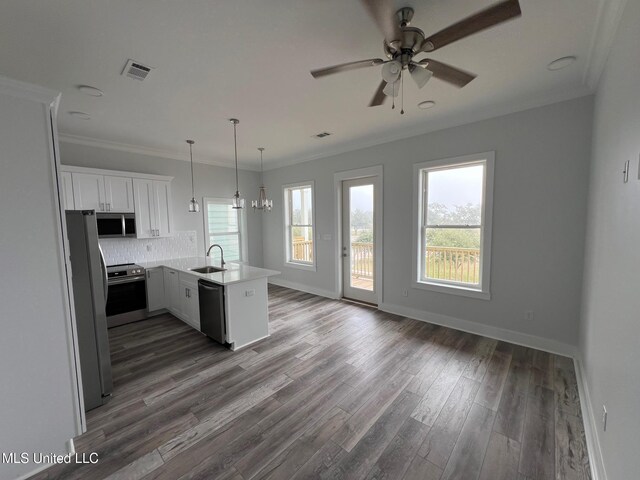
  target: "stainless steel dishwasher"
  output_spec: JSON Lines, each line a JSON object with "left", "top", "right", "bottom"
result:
{"left": 198, "top": 280, "right": 226, "bottom": 344}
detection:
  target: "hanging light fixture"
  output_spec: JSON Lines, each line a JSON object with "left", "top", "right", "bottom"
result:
{"left": 252, "top": 147, "right": 273, "bottom": 212}
{"left": 229, "top": 118, "right": 245, "bottom": 209}
{"left": 186, "top": 139, "right": 200, "bottom": 213}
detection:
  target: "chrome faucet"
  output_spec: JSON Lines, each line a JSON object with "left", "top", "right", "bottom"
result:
{"left": 206, "top": 244, "right": 225, "bottom": 268}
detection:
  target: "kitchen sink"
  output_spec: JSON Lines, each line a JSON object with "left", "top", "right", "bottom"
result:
{"left": 190, "top": 266, "right": 226, "bottom": 274}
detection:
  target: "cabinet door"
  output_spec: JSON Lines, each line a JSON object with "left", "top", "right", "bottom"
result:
{"left": 133, "top": 178, "right": 156, "bottom": 238}
{"left": 59, "top": 171, "right": 75, "bottom": 210}
{"left": 104, "top": 176, "right": 134, "bottom": 213}
{"left": 72, "top": 173, "right": 106, "bottom": 211}
{"left": 153, "top": 180, "right": 173, "bottom": 237}
{"left": 146, "top": 268, "right": 165, "bottom": 312}
{"left": 164, "top": 268, "right": 180, "bottom": 316}
{"left": 189, "top": 289, "right": 200, "bottom": 331}
{"left": 180, "top": 280, "right": 192, "bottom": 325}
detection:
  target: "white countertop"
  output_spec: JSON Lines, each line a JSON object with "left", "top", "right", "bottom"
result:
{"left": 138, "top": 257, "right": 280, "bottom": 286}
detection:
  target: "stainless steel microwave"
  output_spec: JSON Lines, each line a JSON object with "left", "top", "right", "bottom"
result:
{"left": 96, "top": 213, "right": 136, "bottom": 238}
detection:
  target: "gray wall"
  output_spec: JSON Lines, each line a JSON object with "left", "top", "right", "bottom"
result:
{"left": 262, "top": 96, "right": 594, "bottom": 347}
{"left": 60, "top": 143, "right": 264, "bottom": 267}
{"left": 0, "top": 83, "right": 79, "bottom": 480}
{"left": 580, "top": 0, "right": 640, "bottom": 477}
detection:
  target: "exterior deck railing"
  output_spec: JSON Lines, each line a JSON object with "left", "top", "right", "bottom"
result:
{"left": 292, "top": 240, "right": 480, "bottom": 284}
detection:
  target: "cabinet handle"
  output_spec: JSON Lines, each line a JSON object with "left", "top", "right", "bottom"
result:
{"left": 100, "top": 202, "right": 104, "bottom": 211}
{"left": 107, "top": 203, "right": 111, "bottom": 211}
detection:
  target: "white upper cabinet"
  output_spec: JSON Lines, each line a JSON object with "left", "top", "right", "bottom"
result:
{"left": 104, "top": 176, "right": 134, "bottom": 213}
{"left": 59, "top": 171, "right": 74, "bottom": 210}
{"left": 153, "top": 180, "right": 173, "bottom": 237}
{"left": 60, "top": 166, "right": 173, "bottom": 235}
{"left": 133, "top": 178, "right": 173, "bottom": 238}
{"left": 72, "top": 173, "right": 106, "bottom": 211}
{"left": 133, "top": 178, "right": 156, "bottom": 238}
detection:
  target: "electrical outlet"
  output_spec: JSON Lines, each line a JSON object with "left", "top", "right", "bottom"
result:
{"left": 402, "top": 289, "right": 408, "bottom": 297}
{"left": 146, "top": 244, "right": 152, "bottom": 252}
{"left": 524, "top": 310, "right": 534, "bottom": 321}
{"left": 602, "top": 405, "right": 607, "bottom": 431}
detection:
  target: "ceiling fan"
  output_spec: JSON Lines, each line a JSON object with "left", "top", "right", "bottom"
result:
{"left": 310, "top": 0, "right": 522, "bottom": 111}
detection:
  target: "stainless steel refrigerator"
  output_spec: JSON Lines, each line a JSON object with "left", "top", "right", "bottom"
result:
{"left": 66, "top": 210, "right": 113, "bottom": 411}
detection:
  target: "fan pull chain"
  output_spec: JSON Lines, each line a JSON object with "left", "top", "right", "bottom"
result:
{"left": 401, "top": 70, "right": 405, "bottom": 115}
{"left": 392, "top": 87, "right": 395, "bottom": 110}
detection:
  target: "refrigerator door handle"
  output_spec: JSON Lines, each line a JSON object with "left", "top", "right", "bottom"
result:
{"left": 98, "top": 244, "right": 108, "bottom": 302}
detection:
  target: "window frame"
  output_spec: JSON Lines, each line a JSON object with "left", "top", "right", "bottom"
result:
{"left": 202, "top": 197, "right": 248, "bottom": 264}
{"left": 283, "top": 181, "right": 316, "bottom": 271}
{"left": 412, "top": 152, "right": 494, "bottom": 300}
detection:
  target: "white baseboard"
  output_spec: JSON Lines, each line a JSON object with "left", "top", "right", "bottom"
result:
{"left": 379, "top": 302, "right": 577, "bottom": 358}
{"left": 574, "top": 356, "right": 607, "bottom": 480}
{"left": 268, "top": 278, "right": 339, "bottom": 300}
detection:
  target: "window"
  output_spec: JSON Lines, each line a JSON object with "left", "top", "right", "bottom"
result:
{"left": 203, "top": 197, "right": 247, "bottom": 263}
{"left": 414, "top": 152, "right": 494, "bottom": 299}
{"left": 284, "top": 182, "right": 315, "bottom": 269}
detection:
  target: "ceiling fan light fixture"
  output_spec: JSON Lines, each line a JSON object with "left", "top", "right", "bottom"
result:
{"left": 409, "top": 65, "right": 433, "bottom": 89}
{"left": 381, "top": 60, "right": 402, "bottom": 83}
{"left": 383, "top": 80, "right": 400, "bottom": 97}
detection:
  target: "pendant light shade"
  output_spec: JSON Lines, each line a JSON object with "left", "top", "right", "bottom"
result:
{"left": 252, "top": 147, "right": 273, "bottom": 212}
{"left": 186, "top": 140, "right": 200, "bottom": 213}
{"left": 229, "top": 119, "right": 244, "bottom": 209}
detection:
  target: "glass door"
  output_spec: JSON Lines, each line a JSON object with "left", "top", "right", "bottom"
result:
{"left": 342, "top": 177, "right": 376, "bottom": 304}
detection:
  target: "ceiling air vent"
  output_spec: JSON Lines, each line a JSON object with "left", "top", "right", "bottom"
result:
{"left": 121, "top": 59, "right": 153, "bottom": 81}
{"left": 313, "top": 132, "right": 332, "bottom": 139}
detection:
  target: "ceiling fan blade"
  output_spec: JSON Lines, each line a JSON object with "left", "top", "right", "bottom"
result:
{"left": 409, "top": 65, "right": 434, "bottom": 89}
{"left": 368, "top": 80, "right": 387, "bottom": 107}
{"left": 310, "top": 58, "right": 384, "bottom": 78}
{"left": 359, "top": 0, "right": 402, "bottom": 44}
{"left": 421, "top": 0, "right": 521, "bottom": 52}
{"left": 419, "top": 59, "right": 476, "bottom": 88}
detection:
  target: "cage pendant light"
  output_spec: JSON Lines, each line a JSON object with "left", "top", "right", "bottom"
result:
{"left": 186, "top": 140, "right": 200, "bottom": 213}
{"left": 252, "top": 147, "right": 273, "bottom": 212}
{"left": 229, "top": 118, "right": 245, "bottom": 209}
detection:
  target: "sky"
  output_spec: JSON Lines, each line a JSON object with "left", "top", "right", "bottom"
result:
{"left": 428, "top": 164, "right": 483, "bottom": 208}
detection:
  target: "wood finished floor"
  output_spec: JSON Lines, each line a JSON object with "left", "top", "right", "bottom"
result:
{"left": 31, "top": 285, "right": 591, "bottom": 480}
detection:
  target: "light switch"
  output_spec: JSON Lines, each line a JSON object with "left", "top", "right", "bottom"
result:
{"left": 245, "top": 289, "right": 255, "bottom": 297}
{"left": 322, "top": 234, "right": 332, "bottom": 241}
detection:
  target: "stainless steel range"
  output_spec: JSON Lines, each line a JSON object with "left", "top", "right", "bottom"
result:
{"left": 106, "top": 263, "right": 147, "bottom": 328}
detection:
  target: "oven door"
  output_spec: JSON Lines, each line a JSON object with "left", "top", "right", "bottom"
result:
{"left": 106, "top": 276, "right": 147, "bottom": 327}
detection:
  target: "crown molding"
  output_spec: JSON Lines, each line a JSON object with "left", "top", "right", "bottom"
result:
{"left": 58, "top": 133, "right": 260, "bottom": 171}
{"left": 264, "top": 86, "right": 593, "bottom": 171}
{"left": 0, "top": 74, "right": 60, "bottom": 105}
{"left": 583, "top": 0, "right": 628, "bottom": 91}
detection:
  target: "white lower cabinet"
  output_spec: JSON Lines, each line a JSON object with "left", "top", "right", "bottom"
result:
{"left": 146, "top": 268, "right": 165, "bottom": 312}
{"left": 164, "top": 268, "right": 180, "bottom": 316}
{"left": 180, "top": 278, "right": 200, "bottom": 330}
{"left": 162, "top": 268, "right": 200, "bottom": 330}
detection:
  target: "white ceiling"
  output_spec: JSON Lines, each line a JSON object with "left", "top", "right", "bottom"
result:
{"left": 0, "top": 0, "right": 605, "bottom": 169}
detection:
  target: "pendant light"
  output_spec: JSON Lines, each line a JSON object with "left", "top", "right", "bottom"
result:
{"left": 186, "top": 139, "right": 200, "bottom": 213}
{"left": 229, "top": 118, "right": 245, "bottom": 209}
{"left": 252, "top": 147, "right": 273, "bottom": 212}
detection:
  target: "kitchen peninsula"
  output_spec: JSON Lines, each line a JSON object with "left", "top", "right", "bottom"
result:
{"left": 139, "top": 257, "right": 279, "bottom": 351}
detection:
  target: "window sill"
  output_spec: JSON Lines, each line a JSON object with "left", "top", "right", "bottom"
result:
{"left": 412, "top": 280, "right": 490, "bottom": 300}
{"left": 285, "top": 261, "right": 317, "bottom": 272}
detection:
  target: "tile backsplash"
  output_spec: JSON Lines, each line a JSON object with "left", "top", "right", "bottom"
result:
{"left": 99, "top": 231, "right": 199, "bottom": 265}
